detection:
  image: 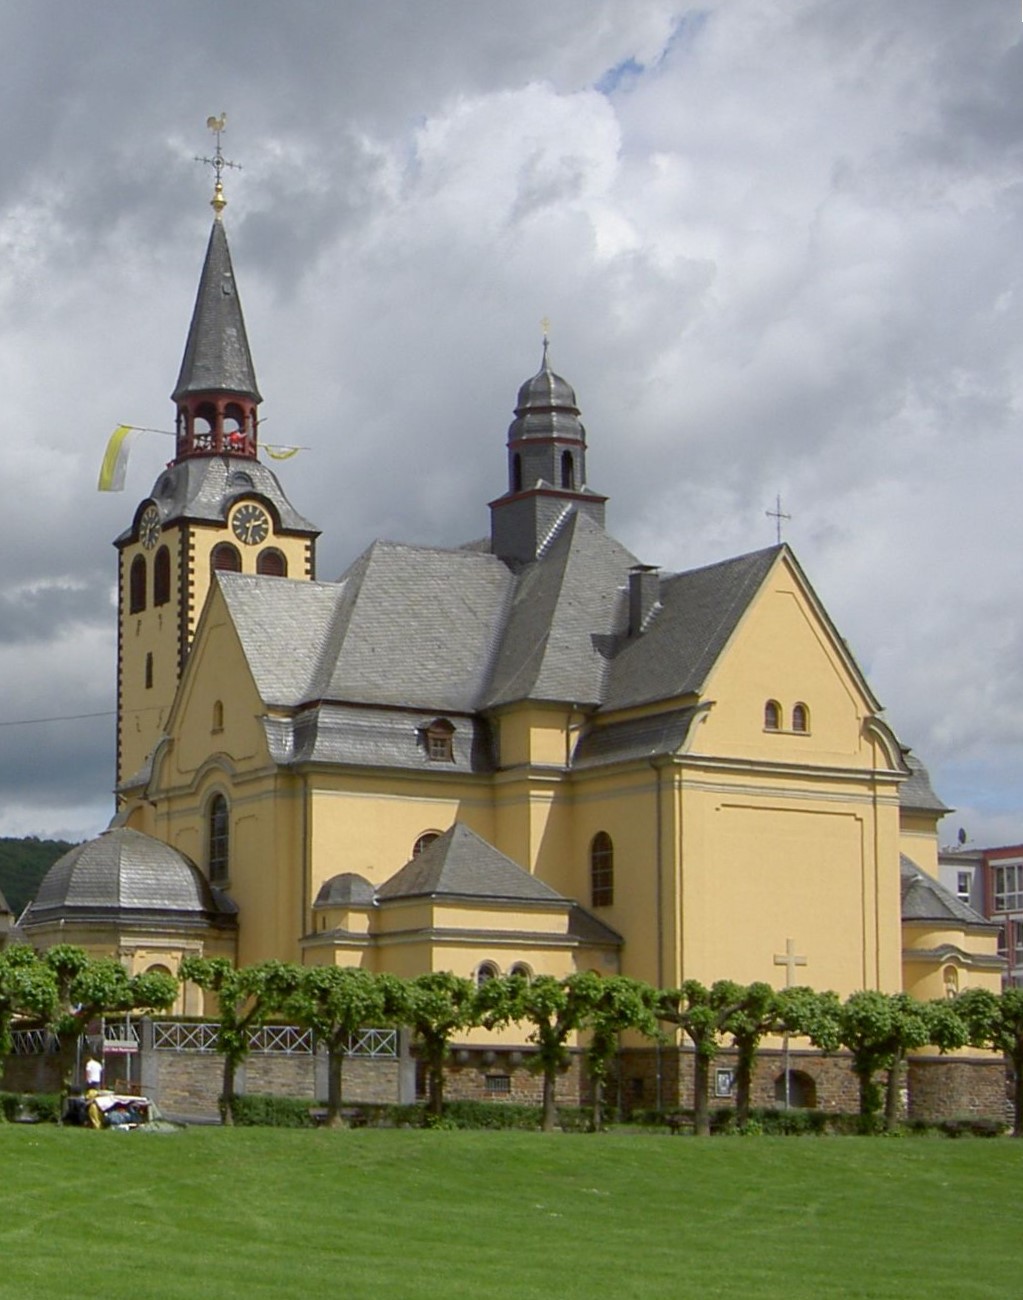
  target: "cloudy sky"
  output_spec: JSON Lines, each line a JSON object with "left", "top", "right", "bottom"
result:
{"left": 0, "top": 0, "right": 1020, "bottom": 849}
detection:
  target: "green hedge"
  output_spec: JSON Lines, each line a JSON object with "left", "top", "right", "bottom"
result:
{"left": 224, "top": 1097, "right": 592, "bottom": 1130}
{"left": 227, "top": 1095, "right": 316, "bottom": 1128}
{"left": 0, "top": 1092, "right": 62, "bottom": 1123}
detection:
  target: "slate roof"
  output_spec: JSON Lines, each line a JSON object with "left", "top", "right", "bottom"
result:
{"left": 601, "top": 547, "right": 783, "bottom": 710}
{"left": 572, "top": 706, "right": 702, "bottom": 770}
{"left": 899, "top": 753, "right": 950, "bottom": 815}
{"left": 117, "top": 456, "right": 318, "bottom": 543}
{"left": 314, "top": 873, "right": 376, "bottom": 907}
{"left": 22, "top": 828, "right": 237, "bottom": 928}
{"left": 173, "top": 219, "right": 260, "bottom": 403}
{"left": 376, "top": 823, "right": 565, "bottom": 904}
{"left": 900, "top": 855, "right": 996, "bottom": 929}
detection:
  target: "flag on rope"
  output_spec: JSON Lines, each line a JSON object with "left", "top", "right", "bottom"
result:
{"left": 97, "top": 425, "right": 138, "bottom": 491}
{"left": 265, "top": 444, "right": 302, "bottom": 460}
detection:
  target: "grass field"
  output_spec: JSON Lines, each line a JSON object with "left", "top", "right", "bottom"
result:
{"left": 1, "top": 1127, "right": 1020, "bottom": 1298}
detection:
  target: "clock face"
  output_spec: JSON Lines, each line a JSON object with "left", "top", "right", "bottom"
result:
{"left": 232, "top": 502, "right": 271, "bottom": 546}
{"left": 139, "top": 504, "right": 161, "bottom": 550}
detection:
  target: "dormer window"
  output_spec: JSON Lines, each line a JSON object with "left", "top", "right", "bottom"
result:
{"left": 422, "top": 718, "right": 455, "bottom": 762}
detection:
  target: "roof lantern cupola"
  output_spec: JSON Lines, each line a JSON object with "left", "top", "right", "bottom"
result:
{"left": 171, "top": 115, "right": 261, "bottom": 464}
{"left": 490, "top": 329, "right": 607, "bottom": 565}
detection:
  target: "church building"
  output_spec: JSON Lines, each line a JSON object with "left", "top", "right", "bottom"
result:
{"left": 19, "top": 164, "right": 1003, "bottom": 1107}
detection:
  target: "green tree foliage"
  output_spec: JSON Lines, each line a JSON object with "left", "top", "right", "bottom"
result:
{"left": 179, "top": 957, "right": 301, "bottom": 1125}
{"left": 44, "top": 944, "right": 178, "bottom": 1099}
{"left": 285, "top": 967, "right": 403, "bottom": 1127}
{"left": 404, "top": 972, "right": 477, "bottom": 1118}
{"left": 658, "top": 980, "right": 744, "bottom": 1136}
{"left": 957, "top": 987, "right": 1023, "bottom": 1137}
{"left": 476, "top": 973, "right": 593, "bottom": 1132}
{"left": 578, "top": 974, "right": 659, "bottom": 1131}
{"left": 0, "top": 946, "right": 58, "bottom": 1099}
{"left": 723, "top": 982, "right": 782, "bottom": 1127}
{"left": 0, "top": 837, "right": 76, "bottom": 918}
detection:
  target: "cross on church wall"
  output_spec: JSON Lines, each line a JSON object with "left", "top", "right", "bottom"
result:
{"left": 773, "top": 937, "right": 807, "bottom": 987}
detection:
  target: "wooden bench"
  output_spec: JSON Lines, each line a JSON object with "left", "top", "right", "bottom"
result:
{"left": 309, "top": 1106, "right": 366, "bottom": 1128}
{"left": 666, "top": 1112, "right": 694, "bottom": 1136}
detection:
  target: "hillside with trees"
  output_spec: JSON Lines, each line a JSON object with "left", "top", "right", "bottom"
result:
{"left": 0, "top": 837, "right": 76, "bottom": 917}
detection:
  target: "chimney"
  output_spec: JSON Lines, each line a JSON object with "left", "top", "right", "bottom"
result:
{"left": 628, "top": 565, "right": 660, "bottom": 637}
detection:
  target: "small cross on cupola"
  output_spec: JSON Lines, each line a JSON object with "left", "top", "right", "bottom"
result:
{"left": 171, "top": 114, "right": 261, "bottom": 464}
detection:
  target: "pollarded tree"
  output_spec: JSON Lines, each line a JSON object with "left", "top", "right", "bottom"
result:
{"left": 579, "top": 974, "right": 659, "bottom": 1131}
{"left": 179, "top": 957, "right": 302, "bottom": 1125}
{"left": 957, "top": 986, "right": 1023, "bottom": 1136}
{"left": 476, "top": 973, "right": 593, "bottom": 1132}
{"left": 722, "top": 982, "right": 781, "bottom": 1127}
{"left": 657, "top": 980, "right": 744, "bottom": 1136}
{"left": 44, "top": 944, "right": 178, "bottom": 1100}
{"left": 404, "top": 971, "right": 477, "bottom": 1119}
{"left": 285, "top": 966, "right": 396, "bottom": 1127}
{"left": 0, "top": 946, "right": 58, "bottom": 1098}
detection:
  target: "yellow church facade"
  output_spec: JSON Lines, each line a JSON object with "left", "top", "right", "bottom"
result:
{"left": 19, "top": 180, "right": 1003, "bottom": 1111}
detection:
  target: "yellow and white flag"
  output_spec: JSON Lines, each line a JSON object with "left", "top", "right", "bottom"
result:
{"left": 97, "top": 425, "right": 138, "bottom": 491}
{"left": 265, "top": 444, "right": 302, "bottom": 461}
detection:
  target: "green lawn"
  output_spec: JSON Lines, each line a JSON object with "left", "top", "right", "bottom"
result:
{"left": 0, "top": 1127, "right": 1019, "bottom": 1298}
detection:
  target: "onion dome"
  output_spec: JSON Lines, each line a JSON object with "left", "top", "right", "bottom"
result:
{"left": 21, "top": 827, "right": 236, "bottom": 929}
{"left": 507, "top": 340, "right": 585, "bottom": 443}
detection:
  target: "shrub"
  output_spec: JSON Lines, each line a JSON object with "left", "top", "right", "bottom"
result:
{"left": 227, "top": 1095, "right": 315, "bottom": 1128}
{"left": 0, "top": 1092, "right": 19, "bottom": 1122}
{"left": 24, "top": 1094, "right": 61, "bottom": 1124}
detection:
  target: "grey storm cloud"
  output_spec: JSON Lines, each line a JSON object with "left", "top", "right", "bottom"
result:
{"left": 0, "top": 0, "right": 1021, "bottom": 848}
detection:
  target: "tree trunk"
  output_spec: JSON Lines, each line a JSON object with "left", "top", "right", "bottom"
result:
{"left": 590, "top": 1068, "right": 604, "bottom": 1132}
{"left": 884, "top": 1053, "right": 903, "bottom": 1132}
{"left": 326, "top": 1047, "right": 344, "bottom": 1128}
{"left": 427, "top": 1040, "right": 445, "bottom": 1118}
{"left": 734, "top": 1041, "right": 755, "bottom": 1127}
{"left": 693, "top": 1052, "right": 711, "bottom": 1136}
{"left": 220, "top": 1053, "right": 236, "bottom": 1126}
{"left": 541, "top": 1065, "right": 558, "bottom": 1132}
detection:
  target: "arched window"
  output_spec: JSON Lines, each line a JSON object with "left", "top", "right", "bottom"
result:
{"left": 774, "top": 1070, "right": 817, "bottom": 1109}
{"left": 508, "top": 962, "right": 533, "bottom": 982}
{"left": 561, "top": 450, "right": 575, "bottom": 490}
{"left": 764, "top": 700, "right": 781, "bottom": 731}
{"left": 208, "top": 794, "right": 230, "bottom": 885}
{"left": 129, "top": 555, "right": 146, "bottom": 613}
{"left": 476, "top": 961, "right": 500, "bottom": 988}
{"left": 412, "top": 831, "right": 441, "bottom": 859}
{"left": 591, "top": 832, "right": 614, "bottom": 908}
{"left": 792, "top": 702, "right": 809, "bottom": 733}
{"left": 211, "top": 543, "right": 242, "bottom": 574}
{"left": 257, "top": 548, "right": 287, "bottom": 577}
{"left": 154, "top": 546, "right": 171, "bottom": 606}
{"left": 512, "top": 453, "right": 523, "bottom": 493}
{"left": 211, "top": 700, "right": 224, "bottom": 733}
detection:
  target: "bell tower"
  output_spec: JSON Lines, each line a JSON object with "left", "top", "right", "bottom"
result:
{"left": 489, "top": 337, "right": 607, "bottom": 566}
{"left": 114, "top": 119, "right": 319, "bottom": 790}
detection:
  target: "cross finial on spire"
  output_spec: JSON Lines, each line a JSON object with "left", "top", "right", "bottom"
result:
{"left": 766, "top": 493, "right": 792, "bottom": 544}
{"left": 540, "top": 316, "right": 551, "bottom": 365}
{"left": 195, "top": 113, "right": 242, "bottom": 219}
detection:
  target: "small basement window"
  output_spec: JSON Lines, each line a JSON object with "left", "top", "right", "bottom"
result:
{"left": 485, "top": 1075, "right": 512, "bottom": 1095}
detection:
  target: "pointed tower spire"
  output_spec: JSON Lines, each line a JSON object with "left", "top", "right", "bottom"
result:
{"left": 172, "top": 116, "right": 260, "bottom": 462}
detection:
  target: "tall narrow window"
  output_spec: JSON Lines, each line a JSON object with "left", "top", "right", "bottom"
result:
{"left": 208, "top": 794, "right": 230, "bottom": 885}
{"left": 512, "top": 453, "right": 523, "bottom": 493}
{"left": 764, "top": 700, "right": 781, "bottom": 731}
{"left": 561, "top": 450, "right": 575, "bottom": 489}
{"left": 591, "top": 831, "right": 614, "bottom": 907}
{"left": 792, "top": 702, "right": 809, "bottom": 733}
{"left": 154, "top": 546, "right": 171, "bottom": 606}
{"left": 211, "top": 543, "right": 242, "bottom": 574}
{"left": 144, "top": 652, "right": 153, "bottom": 689}
{"left": 129, "top": 555, "right": 146, "bottom": 613}
{"left": 212, "top": 700, "right": 224, "bottom": 733}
